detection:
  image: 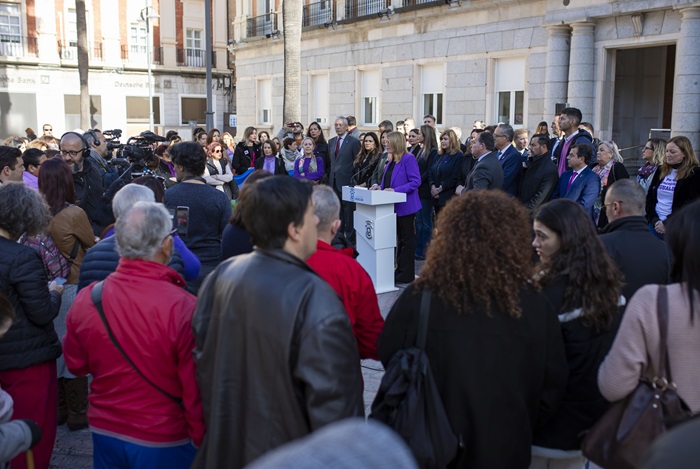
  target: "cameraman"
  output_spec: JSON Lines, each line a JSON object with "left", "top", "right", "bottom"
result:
{"left": 83, "top": 129, "right": 120, "bottom": 188}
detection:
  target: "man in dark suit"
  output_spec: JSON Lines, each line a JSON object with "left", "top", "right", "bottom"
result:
{"left": 328, "top": 116, "right": 361, "bottom": 242}
{"left": 493, "top": 124, "right": 522, "bottom": 196}
{"left": 600, "top": 179, "right": 672, "bottom": 301}
{"left": 551, "top": 143, "right": 601, "bottom": 218}
{"left": 459, "top": 131, "right": 503, "bottom": 193}
{"left": 518, "top": 134, "right": 558, "bottom": 211}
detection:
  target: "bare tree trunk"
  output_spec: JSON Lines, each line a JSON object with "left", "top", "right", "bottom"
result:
{"left": 76, "top": 0, "right": 90, "bottom": 130}
{"left": 282, "top": 0, "right": 302, "bottom": 125}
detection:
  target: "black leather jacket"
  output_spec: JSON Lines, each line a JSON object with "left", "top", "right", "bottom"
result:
{"left": 192, "top": 249, "right": 364, "bottom": 469}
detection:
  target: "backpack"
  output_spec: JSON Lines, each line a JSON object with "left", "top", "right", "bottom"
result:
{"left": 370, "top": 290, "right": 462, "bottom": 468}
{"left": 21, "top": 234, "right": 71, "bottom": 281}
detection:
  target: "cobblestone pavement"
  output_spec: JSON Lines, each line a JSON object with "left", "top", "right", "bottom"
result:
{"left": 49, "top": 277, "right": 413, "bottom": 468}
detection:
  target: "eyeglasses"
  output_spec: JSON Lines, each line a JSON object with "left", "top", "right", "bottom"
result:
{"left": 59, "top": 149, "right": 83, "bottom": 157}
{"left": 162, "top": 228, "right": 177, "bottom": 243}
{"left": 644, "top": 146, "right": 654, "bottom": 151}
{"left": 213, "top": 149, "right": 222, "bottom": 153}
{"left": 493, "top": 134, "right": 506, "bottom": 139}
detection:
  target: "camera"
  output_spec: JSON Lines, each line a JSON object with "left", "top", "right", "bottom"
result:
{"left": 103, "top": 129, "right": 167, "bottom": 180}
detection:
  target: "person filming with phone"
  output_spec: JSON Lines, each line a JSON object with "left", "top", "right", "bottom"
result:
{"left": 163, "top": 142, "right": 232, "bottom": 295}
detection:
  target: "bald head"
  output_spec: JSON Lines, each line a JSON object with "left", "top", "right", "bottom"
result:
{"left": 605, "top": 179, "right": 646, "bottom": 221}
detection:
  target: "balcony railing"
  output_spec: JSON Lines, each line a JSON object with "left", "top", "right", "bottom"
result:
{"left": 345, "top": 0, "right": 388, "bottom": 19}
{"left": 59, "top": 42, "right": 103, "bottom": 61}
{"left": 176, "top": 48, "right": 216, "bottom": 68}
{"left": 0, "top": 35, "right": 38, "bottom": 58}
{"left": 303, "top": 0, "right": 333, "bottom": 28}
{"left": 120, "top": 45, "right": 163, "bottom": 65}
{"left": 398, "top": 0, "right": 438, "bottom": 8}
{"left": 247, "top": 12, "right": 278, "bottom": 38}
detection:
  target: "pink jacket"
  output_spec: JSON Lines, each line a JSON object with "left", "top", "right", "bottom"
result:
{"left": 64, "top": 258, "right": 205, "bottom": 446}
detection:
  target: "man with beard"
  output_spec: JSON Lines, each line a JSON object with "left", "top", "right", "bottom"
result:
{"left": 59, "top": 132, "right": 113, "bottom": 236}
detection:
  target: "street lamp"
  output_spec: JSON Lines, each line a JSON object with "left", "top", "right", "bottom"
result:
{"left": 140, "top": 5, "right": 160, "bottom": 132}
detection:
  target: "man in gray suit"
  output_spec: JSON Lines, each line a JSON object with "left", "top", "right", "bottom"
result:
{"left": 328, "top": 116, "right": 361, "bottom": 242}
{"left": 459, "top": 131, "right": 504, "bottom": 193}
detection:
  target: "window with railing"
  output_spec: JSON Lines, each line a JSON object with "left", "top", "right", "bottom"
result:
{"left": 130, "top": 23, "right": 148, "bottom": 63}
{"left": 303, "top": 0, "right": 332, "bottom": 28}
{"left": 345, "top": 0, "right": 388, "bottom": 20}
{"left": 185, "top": 29, "right": 204, "bottom": 67}
{"left": 247, "top": 12, "right": 278, "bottom": 38}
{"left": 0, "top": 3, "right": 22, "bottom": 57}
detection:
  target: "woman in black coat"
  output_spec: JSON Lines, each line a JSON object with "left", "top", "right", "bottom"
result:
{"left": 591, "top": 140, "right": 630, "bottom": 229}
{"left": 254, "top": 140, "right": 287, "bottom": 175}
{"left": 379, "top": 191, "right": 568, "bottom": 469}
{"left": 0, "top": 183, "right": 63, "bottom": 469}
{"left": 308, "top": 122, "right": 330, "bottom": 184}
{"left": 531, "top": 198, "right": 624, "bottom": 468}
{"left": 411, "top": 125, "right": 438, "bottom": 260}
{"left": 232, "top": 126, "right": 261, "bottom": 175}
{"left": 645, "top": 135, "right": 700, "bottom": 239}
{"left": 429, "top": 129, "right": 464, "bottom": 215}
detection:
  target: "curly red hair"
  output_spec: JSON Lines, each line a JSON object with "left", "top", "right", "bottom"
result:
{"left": 416, "top": 190, "right": 533, "bottom": 316}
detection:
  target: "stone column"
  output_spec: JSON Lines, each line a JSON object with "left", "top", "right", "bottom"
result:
{"left": 671, "top": 7, "right": 700, "bottom": 150}
{"left": 566, "top": 22, "right": 596, "bottom": 122}
{"left": 543, "top": 25, "right": 571, "bottom": 120}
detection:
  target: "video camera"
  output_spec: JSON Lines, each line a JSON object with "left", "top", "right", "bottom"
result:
{"left": 102, "top": 129, "right": 168, "bottom": 179}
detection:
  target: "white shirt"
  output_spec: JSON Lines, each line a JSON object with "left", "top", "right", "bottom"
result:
{"left": 655, "top": 169, "right": 677, "bottom": 221}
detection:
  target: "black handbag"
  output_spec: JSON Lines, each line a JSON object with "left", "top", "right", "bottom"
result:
{"left": 370, "top": 290, "right": 462, "bottom": 468}
{"left": 581, "top": 285, "right": 693, "bottom": 469}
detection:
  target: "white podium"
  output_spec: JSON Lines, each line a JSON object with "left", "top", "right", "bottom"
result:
{"left": 342, "top": 186, "right": 406, "bottom": 293}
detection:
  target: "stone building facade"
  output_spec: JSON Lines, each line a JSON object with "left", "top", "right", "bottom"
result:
{"left": 231, "top": 0, "right": 700, "bottom": 159}
{"left": 0, "top": 0, "right": 233, "bottom": 140}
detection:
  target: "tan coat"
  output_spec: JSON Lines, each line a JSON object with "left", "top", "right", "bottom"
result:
{"left": 49, "top": 205, "right": 96, "bottom": 284}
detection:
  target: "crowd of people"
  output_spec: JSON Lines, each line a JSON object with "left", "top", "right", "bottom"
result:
{"left": 0, "top": 110, "right": 698, "bottom": 469}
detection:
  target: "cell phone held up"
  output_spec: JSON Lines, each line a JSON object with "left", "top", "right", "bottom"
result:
{"left": 173, "top": 206, "right": 189, "bottom": 238}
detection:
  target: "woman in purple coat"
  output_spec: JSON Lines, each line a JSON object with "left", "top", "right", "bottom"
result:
{"left": 371, "top": 131, "right": 421, "bottom": 283}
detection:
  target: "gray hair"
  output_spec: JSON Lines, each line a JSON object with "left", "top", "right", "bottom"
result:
{"left": 497, "top": 123, "right": 514, "bottom": 142}
{"left": 600, "top": 141, "right": 624, "bottom": 164}
{"left": 115, "top": 201, "right": 172, "bottom": 260}
{"left": 312, "top": 185, "right": 340, "bottom": 233}
{"left": 83, "top": 129, "right": 101, "bottom": 147}
{"left": 607, "top": 179, "right": 646, "bottom": 216}
{"left": 112, "top": 184, "right": 155, "bottom": 219}
{"left": 335, "top": 116, "right": 348, "bottom": 125}
{"left": 0, "top": 182, "right": 51, "bottom": 240}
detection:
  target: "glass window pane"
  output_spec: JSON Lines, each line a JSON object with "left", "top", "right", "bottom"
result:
{"left": 181, "top": 97, "right": 207, "bottom": 124}
{"left": 498, "top": 91, "right": 510, "bottom": 124}
{"left": 514, "top": 91, "right": 524, "bottom": 125}
{"left": 423, "top": 94, "right": 433, "bottom": 116}
{"left": 364, "top": 97, "right": 375, "bottom": 124}
{"left": 436, "top": 93, "right": 443, "bottom": 125}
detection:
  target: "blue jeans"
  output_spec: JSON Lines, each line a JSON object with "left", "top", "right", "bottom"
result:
{"left": 415, "top": 198, "right": 434, "bottom": 258}
{"left": 92, "top": 433, "right": 197, "bottom": 469}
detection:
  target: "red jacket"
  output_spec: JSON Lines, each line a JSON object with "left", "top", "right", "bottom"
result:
{"left": 307, "top": 240, "right": 384, "bottom": 359}
{"left": 63, "top": 258, "right": 205, "bottom": 446}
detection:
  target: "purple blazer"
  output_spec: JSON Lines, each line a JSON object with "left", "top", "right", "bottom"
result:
{"left": 380, "top": 153, "right": 421, "bottom": 216}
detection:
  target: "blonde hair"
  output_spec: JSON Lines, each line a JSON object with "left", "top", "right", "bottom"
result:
{"left": 386, "top": 131, "right": 407, "bottom": 161}
{"left": 439, "top": 129, "right": 461, "bottom": 155}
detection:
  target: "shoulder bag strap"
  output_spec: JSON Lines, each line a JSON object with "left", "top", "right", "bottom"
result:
{"left": 90, "top": 281, "right": 184, "bottom": 408}
{"left": 656, "top": 285, "right": 672, "bottom": 382}
{"left": 65, "top": 239, "right": 81, "bottom": 265}
{"left": 416, "top": 289, "right": 431, "bottom": 350}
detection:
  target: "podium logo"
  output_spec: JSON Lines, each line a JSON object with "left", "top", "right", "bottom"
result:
{"left": 365, "top": 220, "right": 374, "bottom": 239}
